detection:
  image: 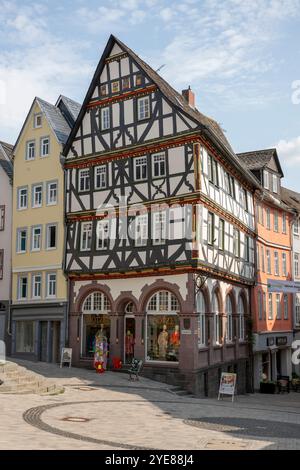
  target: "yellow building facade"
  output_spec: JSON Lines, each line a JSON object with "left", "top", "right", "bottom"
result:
{"left": 11, "top": 96, "right": 80, "bottom": 362}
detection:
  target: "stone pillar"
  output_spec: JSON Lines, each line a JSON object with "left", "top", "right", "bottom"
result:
{"left": 179, "top": 314, "right": 197, "bottom": 371}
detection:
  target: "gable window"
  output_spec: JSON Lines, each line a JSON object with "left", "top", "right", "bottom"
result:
{"left": 268, "top": 293, "right": 273, "bottom": 320}
{"left": 0, "top": 250, "right": 3, "bottom": 280}
{"left": 46, "top": 224, "right": 57, "bottom": 250}
{"left": 95, "top": 165, "right": 107, "bottom": 189}
{"left": 34, "top": 113, "right": 42, "bottom": 128}
{"left": 274, "top": 251, "right": 279, "bottom": 276}
{"left": 40, "top": 137, "right": 50, "bottom": 157}
{"left": 101, "top": 107, "right": 110, "bottom": 130}
{"left": 266, "top": 208, "right": 271, "bottom": 229}
{"left": 26, "top": 141, "right": 35, "bottom": 160}
{"left": 17, "top": 228, "right": 27, "bottom": 253}
{"left": 79, "top": 169, "right": 90, "bottom": 192}
{"left": 32, "top": 274, "right": 42, "bottom": 299}
{"left": 46, "top": 272, "right": 57, "bottom": 298}
{"left": 122, "top": 77, "right": 130, "bottom": 89}
{"left": 137, "top": 96, "right": 150, "bottom": 120}
{"left": 0, "top": 206, "right": 5, "bottom": 231}
{"left": 233, "top": 228, "right": 240, "bottom": 257}
{"left": 263, "top": 170, "right": 269, "bottom": 189}
{"left": 219, "top": 219, "right": 225, "bottom": 250}
{"left": 47, "top": 181, "right": 58, "bottom": 205}
{"left": 282, "top": 253, "right": 287, "bottom": 276}
{"left": 284, "top": 294, "right": 288, "bottom": 319}
{"left": 152, "top": 153, "right": 166, "bottom": 178}
{"left": 197, "top": 291, "right": 206, "bottom": 347}
{"left": 96, "top": 220, "right": 109, "bottom": 250}
{"left": 276, "top": 293, "right": 281, "bottom": 320}
{"left": 134, "top": 156, "right": 147, "bottom": 181}
{"left": 274, "top": 211, "right": 279, "bottom": 232}
{"left": 153, "top": 212, "right": 166, "bottom": 245}
{"left": 111, "top": 80, "right": 120, "bottom": 93}
{"left": 31, "top": 226, "right": 42, "bottom": 251}
{"left": 100, "top": 84, "right": 107, "bottom": 96}
{"left": 18, "top": 275, "right": 28, "bottom": 300}
{"left": 266, "top": 249, "right": 271, "bottom": 274}
{"left": 282, "top": 213, "right": 287, "bottom": 234}
{"left": 294, "top": 219, "right": 299, "bottom": 236}
{"left": 295, "top": 253, "right": 299, "bottom": 278}
{"left": 18, "top": 187, "right": 28, "bottom": 210}
{"left": 80, "top": 222, "right": 92, "bottom": 251}
{"left": 272, "top": 174, "right": 278, "bottom": 193}
{"left": 135, "top": 214, "right": 148, "bottom": 247}
{"left": 207, "top": 212, "right": 214, "bottom": 245}
{"left": 32, "top": 184, "right": 42, "bottom": 208}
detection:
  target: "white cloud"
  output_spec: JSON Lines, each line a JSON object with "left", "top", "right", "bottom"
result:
{"left": 276, "top": 136, "right": 300, "bottom": 165}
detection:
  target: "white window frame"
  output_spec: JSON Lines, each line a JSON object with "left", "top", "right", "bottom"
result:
{"left": 282, "top": 212, "right": 287, "bottom": 234}
{"left": 225, "top": 296, "right": 233, "bottom": 343}
{"left": 258, "top": 291, "right": 263, "bottom": 320}
{"left": 96, "top": 220, "right": 109, "bottom": 250}
{"left": 152, "top": 212, "right": 166, "bottom": 245}
{"left": 266, "top": 250, "right": 271, "bottom": 274}
{"left": 40, "top": 136, "right": 50, "bottom": 157}
{"left": 101, "top": 107, "right": 110, "bottom": 130}
{"left": 46, "top": 272, "right": 57, "bottom": 298}
{"left": 282, "top": 252, "right": 287, "bottom": 276}
{"left": 274, "top": 210, "right": 279, "bottom": 232}
{"left": 32, "top": 273, "right": 42, "bottom": 299}
{"left": 78, "top": 169, "right": 90, "bottom": 192}
{"left": 196, "top": 291, "right": 206, "bottom": 348}
{"left": 274, "top": 251, "right": 279, "bottom": 276}
{"left": 284, "top": 294, "right": 288, "bottom": 320}
{"left": 135, "top": 214, "right": 148, "bottom": 247}
{"left": 295, "top": 253, "right": 299, "bottom": 278}
{"left": 134, "top": 156, "right": 147, "bottom": 181}
{"left": 18, "top": 187, "right": 28, "bottom": 210}
{"left": 32, "top": 184, "right": 43, "bottom": 208}
{"left": 31, "top": 225, "right": 42, "bottom": 252}
{"left": 18, "top": 275, "right": 28, "bottom": 300}
{"left": 272, "top": 174, "right": 278, "bottom": 193}
{"left": 263, "top": 170, "right": 269, "bottom": 190}
{"left": 46, "top": 181, "right": 58, "bottom": 206}
{"left": 137, "top": 96, "right": 150, "bottom": 120}
{"left": 46, "top": 224, "right": 57, "bottom": 250}
{"left": 94, "top": 165, "right": 107, "bottom": 189}
{"left": 80, "top": 222, "right": 92, "bottom": 251}
{"left": 207, "top": 212, "right": 214, "bottom": 245}
{"left": 276, "top": 293, "right": 281, "bottom": 320}
{"left": 219, "top": 219, "right": 225, "bottom": 251}
{"left": 213, "top": 293, "right": 221, "bottom": 346}
{"left": 294, "top": 219, "right": 299, "bottom": 236}
{"left": 266, "top": 208, "right": 271, "bottom": 229}
{"left": 152, "top": 152, "right": 166, "bottom": 179}
{"left": 26, "top": 140, "right": 35, "bottom": 161}
{"left": 268, "top": 293, "right": 273, "bottom": 320}
{"left": 34, "top": 113, "right": 42, "bottom": 129}
{"left": 17, "top": 228, "right": 27, "bottom": 254}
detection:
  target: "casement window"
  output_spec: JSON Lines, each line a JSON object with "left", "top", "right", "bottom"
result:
{"left": 196, "top": 291, "right": 206, "bottom": 347}
{"left": 284, "top": 294, "right": 288, "bottom": 319}
{"left": 263, "top": 170, "right": 269, "bottom": 189}
{"left": 122, "top": 77, "right": 130, "bottom": 89}
{"left": 282, "top": 253, "right": 287, "bottom": 276}
{"left": 32, "top": 274, "right": 42, "bottom": 299}
{"left": 101, "top": 107, "right": 110, "bottom": 130}
{"left": 32, "top": 184, "right": 42, "bottom": 208}
{"left": 294, "top": 219, "right": 299, "bottom": 236}
{"left": 258, "top": 291, "right": 263, "bottom": 320}
{"left": 233, "top": 228, "right": 240, "bottom": 257}
{"left": 274, "top": 211, "right": 279, "bottom": 232}
{"left": 0, "top": 206, "right": 4, "bottom": 231}
{"left": 208, "top": 155, "right": 219, "bottom": 186}
{"left": 219, "top": 219, "right": 225, "bottom": 251}
{"left": 238, "top": 296, "right": 245, "bottom": 341}
{"left": 152, "top": 153, "right": 166, "bottom": 178}
{"left": 137, "top": 96, "right": 150, "bottom": 120}
{"left": 94, "top": 165, "right": 107, "bottom": 189}
{"left": 207, "top": 212, "right": 214, "bottom": 245}
{"left": 225, "top": 295, "right": 233, "bottom": 343}
{"left": 96, "top": 220, "right": 109, "bottom": 250}
{"left": 261, "top": 246, "right": 265, "bottom": 272}
{"left": 263, "top": 292, "right": 267, "bottom": 320}
{"left": 266, "top": 208, "right": 271, "bottom": 229}
{"left": 135, "top": 214, "right": 148, "bottom": 247}
{"left": 40, "top": 137, "right": 50, "bottom": 157}
{"left": 26, "top": 140, "right": 35, "bottom": 160}
{"left": 212, "top": 293, "right": 222, "bottom": 345}
{"left": 46, "top": 272, "right": 57, "bottom": 298}
{"left": 241, "top": 188, "right": 248, "bottom": 212}
{"left": 46, "top": 181, "right": 58, "bottom": 205}
{"left": 266, "top": 250, "right": 271, "bottom": 274}
{"left": 281, "top": 213, "right": 286, "bottom": 234}
{"left": 225, "top": 172, "right": 235, "bottom": 198}
{"left": 100, "top": 84, "right": 107, "bottom": 96}
{"left": 245, "top": 236, "right": 250, "bottom": 262}
{"left": 268, "top": 293, "right": 273, "bottom": 320}
{"left": 153, "top": 212, "right": 166, "bottom": 245}
{"left": 134, "top": 156, "right": 147, "bottom": 181}
{"left": 272, "top": 174, "right": 278, "bottom": 193}
{"left": 274, "top": 251, "right": 279, "bottom": 276}
{"left": 46, "top": 224, "right": 57, "bottom": 250}
{"left": 294, "top": 253, "right": 299, "bottom": 277}
{"left": 80, "top": 222, "right": 92, "bottom": 251}
{"left": 18, "top": 276, "right": 28, "bottom": 300}
{"left": 34, "top": 113, "right": 42, "bottom": 128}
{"left": 257, "top": 245, "right": 260, "bottom": 270}
{"left": 79, "top": 169, "right": 90, "bottom": 192}
{"left": 276, "top": 293, "right": 281, "bottom": 320}
{"left": 17, "top": 228, "right": 27, "bottom": 253}
{"left": 18, "top": 187, "right": 28, "bottom": 210}
{"left": 111, "top": 80, "right": 120, "bottom": 93}
{"left": 31, "top": 226, "right": 42, "bottom": 251}
{"left": 0, "top": 249, "right": 3, "bottom": 280}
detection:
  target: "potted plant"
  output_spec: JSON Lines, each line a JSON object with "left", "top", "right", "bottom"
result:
{"left": 260, "top": 374, "right": 276, "bottom": 394}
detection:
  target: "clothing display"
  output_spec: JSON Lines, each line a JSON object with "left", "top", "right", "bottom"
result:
{"left": 125, "top": 330, "right": 135, "bottom": 363}
{"left": 94, "top": 325, "right": 108, "bottom": 371}
{"left": 170, "top": 327, "right": 180, "bottom": 348}
{"left": 157, "top": 325, "right": 168, "bottom": 358}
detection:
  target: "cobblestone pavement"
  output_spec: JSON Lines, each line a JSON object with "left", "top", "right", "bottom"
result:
{"left": 1, "top": 359, "right": 300, "bottom": 450}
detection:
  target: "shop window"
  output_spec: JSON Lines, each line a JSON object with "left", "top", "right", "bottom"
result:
{"left": 81, "top": 291, "right": 111, "bottom": 358}
{"left": 196, "top": 291, "right": 206, "bottom": 347}
{"left": 213, "top": 292, "right": 222, "bottom": 345}
{"left": 146, "top": 290, "right": 180, "bottom": 362}
{"left": 16, "top": 321, "right": 34, "bottom": 353}
{"left": 225, "top": 295, "right": 233, "bottom": 342}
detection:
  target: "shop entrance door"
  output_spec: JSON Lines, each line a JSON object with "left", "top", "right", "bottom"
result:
{"left": 52, "top": 321, "right": 61, "bottom": 363}
{"left": 124, "top": 316, "right": 135, "bottom": 364}
{"left": 39, "top": 321, "right": 48, "bottom": 362}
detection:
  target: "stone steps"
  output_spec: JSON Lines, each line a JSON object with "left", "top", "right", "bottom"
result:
{"left": 0, "top": 361, "right": 64, "bottom": 395}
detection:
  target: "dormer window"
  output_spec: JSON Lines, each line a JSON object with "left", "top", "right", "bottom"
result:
{"left": 34, "top": 113, "right": 42, "bottom": 128}
{"left": 272, "top": 174, "right": 278, "bottom": 193}
{"left": 263, "top": 170, "right": 269, "bottom": 189}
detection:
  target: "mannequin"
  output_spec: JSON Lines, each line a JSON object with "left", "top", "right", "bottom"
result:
{"left": 170, "top": 324, "right": 180, "bottom": 348}
{"left": 94, "top": 323, "right": 108, "bottom": 371}
{"left": 158, "top": 324, "right": 168, "bottom": 358}
{"left": 125, "top": 329, "right": 135, "bottom": 363}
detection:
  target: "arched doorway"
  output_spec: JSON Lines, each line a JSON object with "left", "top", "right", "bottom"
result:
{"left": 80, "top": 291, "right": 111, "bottom": 358}
{"left": 123, "top": 301, "right": 135, "bottom": 364}
{"left": 146, "top": 290, "right": 180, "bottom": 362}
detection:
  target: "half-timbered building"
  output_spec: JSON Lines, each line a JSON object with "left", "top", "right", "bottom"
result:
{"left": 63, "top": 35, "right": 259, "bottom": 396}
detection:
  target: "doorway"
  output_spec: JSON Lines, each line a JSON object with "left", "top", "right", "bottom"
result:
{"left": 52, "top": 321, "right": 61, "bottom": 363}
{"left": 123, "top": 301, "right": 135, "bottom": 364}
{"left": 39, "top": 321, "right": 48, "bottom": 362}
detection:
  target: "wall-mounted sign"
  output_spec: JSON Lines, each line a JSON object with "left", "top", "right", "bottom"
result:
{"left": 276, "top": 336, "right": 287, "bottom": 346}
{"left": 181, "top": 329, "right": 192, "bottom": 335}
{"left": 218, "top": 373, "right": 237, "bottom": 402}
{"left": 267, "top": 337, "right": 275, "bottom": 347}
{"left": 60, "top": 348, "right": 72, "bottom": 368}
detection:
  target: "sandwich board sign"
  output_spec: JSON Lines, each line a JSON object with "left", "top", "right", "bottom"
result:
{"left": 60, "top": 348, "right": 72, "bottom": 368}
{"left": 218, "top": 372, "right": 237, "bottom": 402}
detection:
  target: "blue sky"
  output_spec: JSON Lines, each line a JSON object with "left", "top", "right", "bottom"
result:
{"left": 0, "top": 0, "right": 300, "bottom": 190}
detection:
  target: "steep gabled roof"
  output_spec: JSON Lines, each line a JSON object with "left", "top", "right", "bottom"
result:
{"left": 236, "top": 148, "right": 284, "bottom": 177}
{"left": 281, "top": 186, "right": 300, "bottom": 213}
{"left": 63, "top": 35, "right": 260, "bottom": 189}
{"left": 0, "top": 140, "right": 13, "bottom": 180}
{"left": 56, "top": 95, "right": 81, "bottom": 126}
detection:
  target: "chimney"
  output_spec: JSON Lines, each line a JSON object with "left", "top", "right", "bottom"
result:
{"left": 182, "top": 86, "right": 195, "bottom": 108}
